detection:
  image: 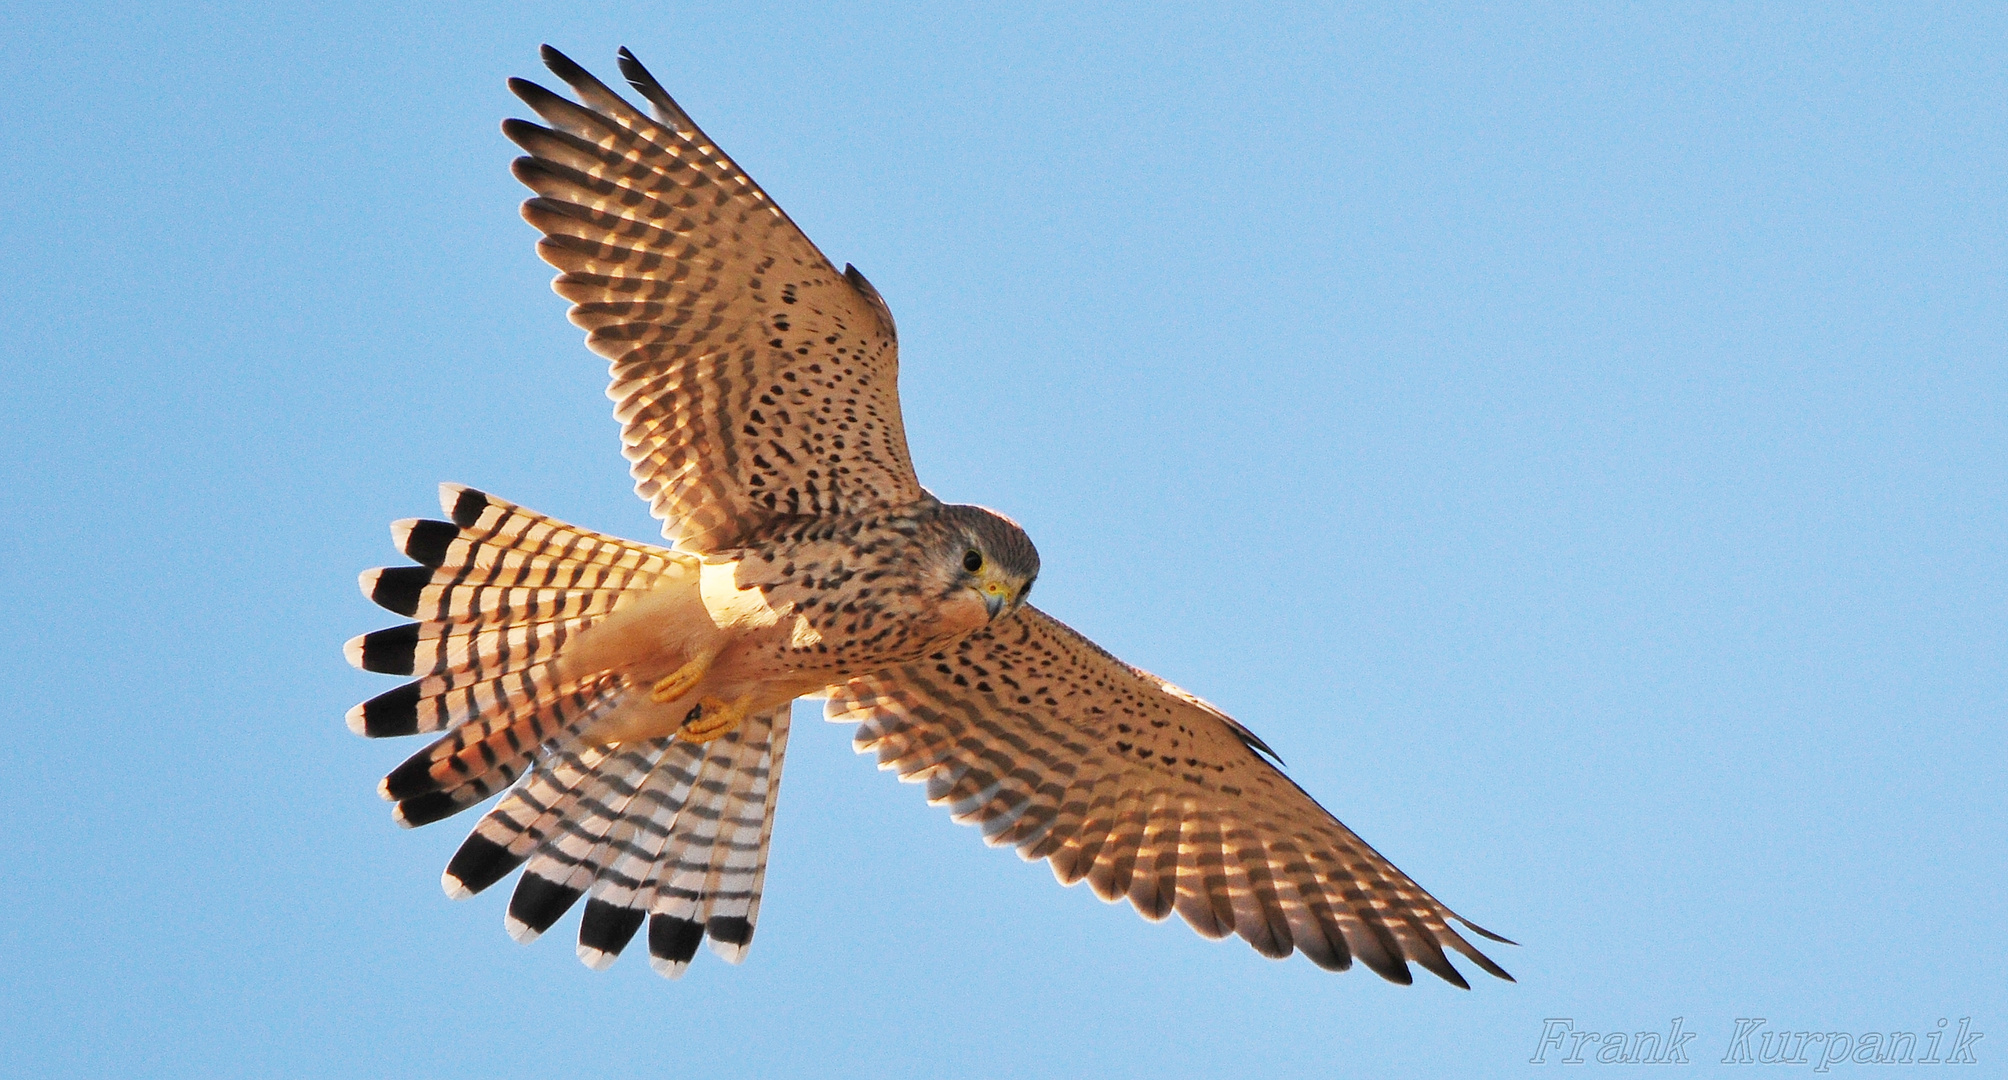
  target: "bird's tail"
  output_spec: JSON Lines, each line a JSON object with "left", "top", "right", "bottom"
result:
{"left": 346, "top": 485, "right": 792, "bottom": 975}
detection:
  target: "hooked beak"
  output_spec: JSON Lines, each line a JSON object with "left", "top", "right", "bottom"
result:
{"left": 982, "top": 580, "right": 1010, "bottom": 620}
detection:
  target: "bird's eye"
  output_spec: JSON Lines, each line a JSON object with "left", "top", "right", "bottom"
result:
{"left": 963, "top": 549, "right": 984, "bottom": 573}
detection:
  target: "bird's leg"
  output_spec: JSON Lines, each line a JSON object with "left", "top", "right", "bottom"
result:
{"left": 649, "top": 647, "right": 719, "bottom": 704}
{"left": 678, "top": 693, "right": 758, "bottom": 744}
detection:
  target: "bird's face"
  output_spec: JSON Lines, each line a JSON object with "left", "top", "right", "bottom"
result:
{"left": 932, "top": 503, "right": 1041, "bottom": 625}
{"left": 955, "top": 542, "right": 1036, "bottom": 621}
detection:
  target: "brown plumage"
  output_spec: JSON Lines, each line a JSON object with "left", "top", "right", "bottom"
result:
{"left": 344, "top": 45, "right": 1511, "bottom": 985}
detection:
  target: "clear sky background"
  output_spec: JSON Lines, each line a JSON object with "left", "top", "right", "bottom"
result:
{"left": 3, "top": 3, "right": 2002, "bottom": 1077}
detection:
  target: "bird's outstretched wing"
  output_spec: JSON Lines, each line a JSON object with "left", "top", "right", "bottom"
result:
{"left": 826, "top": 606, "right": 1513, "bottom": 986}
{"left": 507, "top": 47, "right": 923, "bottom": 551}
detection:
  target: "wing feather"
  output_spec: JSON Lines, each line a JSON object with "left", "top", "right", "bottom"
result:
{"left": 507, "top": 47, "right": 922, "bottom": 551}
{"left": 826, "top": 606, "right": 1511, "bottom": 985}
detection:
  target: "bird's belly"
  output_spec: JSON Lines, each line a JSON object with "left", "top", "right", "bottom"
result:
{"left": 558, "top": 558, "right": 845, "bottom": 743}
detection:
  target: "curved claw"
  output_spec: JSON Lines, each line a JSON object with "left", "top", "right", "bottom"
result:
{"left": 650, "top": 652, "right": 715, "bottom": 704}
{"left": 679, "top": 695, "right": 754, "bottom": 743}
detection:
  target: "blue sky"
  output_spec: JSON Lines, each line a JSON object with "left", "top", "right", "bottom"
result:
{"left": 3, "top": 3, "right": 2002, "bottom": 1077}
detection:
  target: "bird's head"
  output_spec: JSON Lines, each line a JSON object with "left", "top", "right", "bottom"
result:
{"left": 935, "top": 503, "right": 1040, "bottom": 622}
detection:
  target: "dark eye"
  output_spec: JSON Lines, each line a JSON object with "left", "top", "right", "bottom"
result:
{"left": 963, "top": 549, "right": 983, "bottom": 573}
{"left": 1022, "top": 578, "right": 1034, "bottom": 600}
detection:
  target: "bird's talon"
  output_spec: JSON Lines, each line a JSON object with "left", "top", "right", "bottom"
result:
{"left": 679, "top": 696, "right": 752, "bottom": 744}
{"left": 650, "top": 655, "right": 712, "bottom": 703}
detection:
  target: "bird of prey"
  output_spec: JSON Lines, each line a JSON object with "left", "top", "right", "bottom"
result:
{"left": 345, "top": 45, "right": 1512, "bottom": 987}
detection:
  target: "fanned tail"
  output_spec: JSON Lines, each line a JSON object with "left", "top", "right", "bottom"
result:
{"left": 347, "top": 486, "right": 793, "bottom": 974}
{"left": 345, "top": 483, "right": 679, "bottom": 688}
{"left": 346, "top": 485, "right": 682, "bottom": 826}
{"left": 440, "top": 705, "right": 794, "bottom": 975}
{"left": 377, "top": 673, "right": 624, "bottom": 827}
{"left": 641, "top": 706, "right": 791, "bottom": 976}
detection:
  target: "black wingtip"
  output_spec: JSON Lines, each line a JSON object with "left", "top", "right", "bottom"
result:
{"left": 1355, "top": 918, "right": 1417, "bottom": 984}
{"left": 500, "top": 116, "right": 543, "bottom": 147}
{"left": 505, "top": 76, "right": 546, "bottom": 108}
{"left": 1415, "top": 949, "right": 1472, "bottom": 990}
{"left": 538, "top": 45, "right": 611, "bottom": 100}
{"left": 1460, "top": 917, "right": 1518, "bottom": 946}
{"left": 1294, "top": 925, "right": 1353, "bottom": 973}
{"left": 614, "top": 46, "right": 652, "bottom": 90}
{"left": 615, "top": 48, "right": 704, "bottom": 133}
{"left": 1223, "top": 717, "right": 1284, "bottom": 766}
{"left": 1449, "top": 921, "right": 1518, "bottom": 982}
{"left": 1367, "top": 957, "right": 1415, "bottom": 986}
{"left": 539, "top": 43, "right": 580, "bottom": 79}
{"left": 843, "top": 263, "right": 877, "bottom": 296}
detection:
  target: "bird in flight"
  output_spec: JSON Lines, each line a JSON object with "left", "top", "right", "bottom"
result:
{"left": 345, "top": 45, "right": 1512, "bottom": 987}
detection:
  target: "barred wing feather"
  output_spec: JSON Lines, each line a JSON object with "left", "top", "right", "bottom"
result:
{"left": 507, "top": 46, "right": 923, "bottom": 552}
{"left": 826, "top": 606, "right": 1513, "bottom": 986}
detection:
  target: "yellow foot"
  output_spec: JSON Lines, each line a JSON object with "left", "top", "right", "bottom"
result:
{"left": 679, "top": 695, "right": 755, "bottom": 744}
{"left": 649, "top": 651, "right": 717, "bottom": 704}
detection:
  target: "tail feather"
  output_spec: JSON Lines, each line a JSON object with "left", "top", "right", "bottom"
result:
{"left": 348, "top": 485, "right": 792, "bottom": 977}
{"left": 363, "top": 494, "right": 673, "bottom": 625}
{"left": 381, "top": 673, "right": 624, "bottom": 828}
{"left": 506, "top": 740, "right": 667, "bottom": 942}
{"left": 722, "top": 711, "right": 789, "bottom": 961}
{"left": 346, "top": 488, "right": 688, "bottom": 685}
{"left": 360, "top": 565, "right": 638, "bottom": 625}
{"left": 347, "top": 660, "right": 565, "bottom": 739}
{"left": 577, "top": 740, "right": 711, "bottom": 969}
{"left": 642, "top": 747, "right": 739, "bottom": 977}
{"left": 344, "top": 617, "right": 578, "bottom": 679}
{"left": 444, "top": 743, "right": 619, "bottom": 898}
{"left": 645, "top": 707, "right": 791, "bottom": 977}
{"left": 392, "top": 512, "right": 673, "bottom": 585}
{"left": 430, "top": 483, "right": 681, "bottom": 572}
{"left": 348, "top": 485, "right": 674, "bottom": 824}
{"left": 697, "top": 709, "right": 790, "bottom": 964}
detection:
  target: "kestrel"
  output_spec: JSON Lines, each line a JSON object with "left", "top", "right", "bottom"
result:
{"left": 346, "top": 45, "right": 1513, "bottom": 986}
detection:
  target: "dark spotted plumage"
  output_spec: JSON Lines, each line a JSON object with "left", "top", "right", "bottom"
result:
{"left": 344, "top": 45, "right": 1509, "bottom": 987}
{"left": 708, "top": 500, "right": 1041, "bottom": 677}
{"left": 829, "top": 609, "right": 1512, "bottom": 985}
{"left": 505, "top": 45, "right": 919, "bottom": 553}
